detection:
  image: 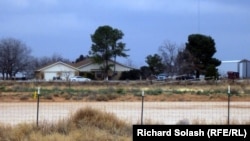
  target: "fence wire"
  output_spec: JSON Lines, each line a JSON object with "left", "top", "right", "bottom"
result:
{"left": 0, "top": 80, "right": 250, "bottom": 126}
{"left": 1, "top": 100, "right": 249, "bottom": 126}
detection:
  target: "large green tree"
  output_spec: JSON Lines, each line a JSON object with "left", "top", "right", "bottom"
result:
{"left": 145, "top": 54, "right": 164, "bottom": 75}
{"left": 74, "top": 54, "right": 89, "bottom": 63}
{"left": 89, "top": 25, "right": 129, "bottom": 80}
{"left": 185, "top": 34, "right": 221, "bottom": 79}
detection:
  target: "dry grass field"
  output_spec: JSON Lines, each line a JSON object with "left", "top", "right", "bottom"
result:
{"left": 0, "top": 80, "right": 250, "bottom": 141}
{"left": 0, "top": 107, "right": 132, "bottom": 141}
{"left": 1, "top": 79, "right": 250, "bottom": 102}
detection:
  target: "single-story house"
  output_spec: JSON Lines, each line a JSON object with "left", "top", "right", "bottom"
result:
{"left": 35, "top": 58, "right": 136, "bottom": 81}
{"left": 35, "top": 61, "right": 80, "bottom": 81}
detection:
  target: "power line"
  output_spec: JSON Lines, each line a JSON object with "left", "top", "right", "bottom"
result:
{"left": 197, "top": 0, "right": 200, "bottom": 33}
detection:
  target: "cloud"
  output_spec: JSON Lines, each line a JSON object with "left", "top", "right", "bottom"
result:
{"left": 0, "top": 0, "right": 249, "bottom": 64}
{"left": 0, "top": 0, "right": 30, "bottom": 9}
{"left": 92, "top": 0, "right": 201, "bottom": 15}
{"left": 199, "top": 0, "right": 249, "bottom": 15}
{"left": 0, "top": 0, "right": 58, "bottom": 9}
{"left": 15, "top": 0, "right": 30, "bottom": 8}
{"left": 99, "top": 0, "right": 249, "bottom": 16}
{"left": 111, "top": 0, "right": 165, "bottom": 12}
{"left": 0, "top": 13, "right": 84, "bottom": 36}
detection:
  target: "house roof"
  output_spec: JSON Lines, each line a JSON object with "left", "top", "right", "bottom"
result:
{"left": 36, "top": 61, "right": 79, "bottom": 71}
{"left": 109, "top": 59, "right": 137, "bottom": 70}
{"left": 36, "top": 58, "right": 137, "bottom": 72}
{"left": 72, "top": 58, "right": 93, "bottom": 68}
{"left": 73, "top": 58, "right": 137, "bottom": 70}
{"left": 239, "top": 59, "right": 250, "bottom": 63}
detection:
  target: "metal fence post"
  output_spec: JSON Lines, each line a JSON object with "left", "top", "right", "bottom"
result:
{"left": 36, "top": 87, "right": 40, "bottom": 126}
{"left": 227, "top": 85, "right": 230, "bottom": 125}
{"left": 141, "top": 90, "right": 144, "bottom": 125}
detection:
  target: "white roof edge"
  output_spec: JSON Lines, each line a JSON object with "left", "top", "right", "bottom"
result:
{"left": 37, "top": 61, "right": 79, "bottom": 71}
{"left": 221, "top": 60, "right": 241, "bottom": 63}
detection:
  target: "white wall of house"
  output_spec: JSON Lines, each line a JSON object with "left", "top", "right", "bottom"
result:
{"left": 41, "top": 63, "right": 78, "bottom": 81}
{"left": 44, "top": 72, "right": 57, "bottom": 81}
{"left": 37, "top": 60, "right": 135, "bottom": 81}
{"left": 43, "top": 71, "right": 76, "bottom": 81}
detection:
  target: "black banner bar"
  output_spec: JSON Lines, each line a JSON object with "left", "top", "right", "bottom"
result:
{"left": 133, "top": 125, "right": 250, "bottom": 141}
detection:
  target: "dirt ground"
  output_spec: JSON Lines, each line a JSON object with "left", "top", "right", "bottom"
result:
{"left": 1, "top": 93, "right": 250, "bottom": 126}
{"left": 1, "top": 101, "right": 249, "bottom": 125}
{"left": 1, "top": 81, "right": 250, "bottom": 125}
{"left": 1, "top": 92, "right": 250, "bottom": 102}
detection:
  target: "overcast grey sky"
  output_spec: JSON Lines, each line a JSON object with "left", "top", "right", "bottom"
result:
{"left": 0, "top": 0, "right": 249, "bottom": 71}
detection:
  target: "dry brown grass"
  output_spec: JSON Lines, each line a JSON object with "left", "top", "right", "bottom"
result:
{"left": 0, "top": 107, "right": 132, "bottom": 141}
{"left": 1, "top": 79, "right": 250, "bottom": 141}
{"left": 1, "top": 80, "right": 250, "bottom": 102}
{"left": 1, "top": 106, "right": 249, "bottom": 141}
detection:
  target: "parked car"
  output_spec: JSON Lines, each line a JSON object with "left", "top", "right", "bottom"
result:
{"left": 175, "top": 75, "right": 194, "bottom": 80}
{"left": 156, "top": 73, "right": 168, "bottom": 81}
{"left": 70, "top": 76, "right": 91, "bottom": 82}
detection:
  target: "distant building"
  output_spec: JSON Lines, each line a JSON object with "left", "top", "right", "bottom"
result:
{"left": 238, "top": 59, "right": 250, "bottom": 79}
{"left": 227, "top": 71, "right": 239, "bottom": 79}
{"left": 35, "top": 58, "right": 136, "bottom": 81}
{"left": 218, "top": 60, "right": 240, "bottom": 77}
{"left": 218, "top": 59, "right": 250, "bottom": 79}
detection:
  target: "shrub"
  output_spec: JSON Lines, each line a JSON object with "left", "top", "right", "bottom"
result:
{"left": 146, "top": 88, "right": 163, "bottom": 95}
{"left": 71, "top": 107, "right": 131, "bottom": 135}
{"left": 116, "top": 88, "right": 126, "bottom": 94}
{"left": 96, "top": 94, "right": 109, "bottom": 101}
{"left": 129, "top": 88, "right": 141, "bottom": 96}
{"left": 0, "top": 86, "right": 5, "bottom": 91}
{"left": 20, "top": 95, "right": 29, "bottom": 100}
{"left": 44, "top": 94, "right": 53, "bottom": 100}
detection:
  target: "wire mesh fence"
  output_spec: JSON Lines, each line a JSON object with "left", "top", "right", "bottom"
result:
{"left": 1, "top": 100, "right": 249, "bottom": 126}
{"left": 0, "top": 80, "right": 250, "bottom": 126}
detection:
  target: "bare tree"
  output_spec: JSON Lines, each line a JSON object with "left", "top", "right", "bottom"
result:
{"left": 124, "top": 58, "right": 136, "bottom": 68}
{"left": 158, "top": 40, "right": 177, "bottom": 76}
{"left": 175, "top": 45, "right": 195, "bottom": 75}
{"left": 33, "top": 53, "right": 71, "bottom": 69}
{"left": 0, "top": 38, "right": 33, "bottom": 80}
